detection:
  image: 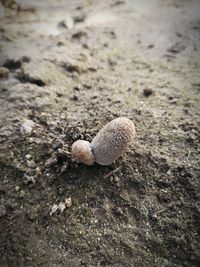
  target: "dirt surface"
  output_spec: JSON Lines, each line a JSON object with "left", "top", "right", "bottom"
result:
{"left": 0, "top": 0, "right": 200, "bottom": 266}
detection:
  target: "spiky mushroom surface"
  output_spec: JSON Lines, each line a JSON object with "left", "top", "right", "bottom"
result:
{"left": 91, "top": 117, "right": 135, "bottom": 165}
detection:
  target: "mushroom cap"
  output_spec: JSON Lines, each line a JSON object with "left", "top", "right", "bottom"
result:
{"left": 91, "top": 117, "right": 135, "bottom": 165}
{"left": 71, "top": 140, "right": 95, "bottom": 166}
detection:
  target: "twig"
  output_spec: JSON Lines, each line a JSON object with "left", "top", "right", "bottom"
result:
{"left": 104, "top": 166, "right": 122, "bottom": 179}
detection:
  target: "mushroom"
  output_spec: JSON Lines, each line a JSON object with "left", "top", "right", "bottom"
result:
{"left": 72, "top": 117, "right": 135, "bottom": 166}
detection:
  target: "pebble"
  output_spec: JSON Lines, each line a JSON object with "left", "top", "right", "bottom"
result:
{"left": 25, "top": 154, "right": 32, "bottom": 160}
{"left": 59, "top": 202, "right": 66, "bottom": 213}
{"left": 35, "top": 167, "right": 42, "bottom": 176}
{"left": 110, "top": 175, "right": 120, "bottom": 184}
{"left": 143, "top": 88, "right": 153, "bottom": 97}
{"left": 50, "top": 204, "right": 58, "bottom": 216}
{"left": 0, "top": 204, "right": 6, "bottom": 217}
{"left": 115, "top": 207, "right": 123, "bottom": 215}
{"left": 0, "top": 67, "right": 10, "bottom": 79}
{"left": 19, "top": 190, "right": 25, "bottom": 198}
{"left": 119, "top": 191, "right": 131, "bottom": 202}
{"left": 49, "top": 197, "right": 72, "bottom": 216}
{"left": 65, "top": 197, "right": 72, "bottom": 207}
{"left": 20, "top": 119, "right": 35, "bottom": 135}
{"left": 27, "top": 160, "right": 36, "bottom": 168}
{"left": 15, "top": 185, "right": 20, "bottom": 192}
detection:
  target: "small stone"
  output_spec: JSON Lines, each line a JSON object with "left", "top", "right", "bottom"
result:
{"left": 20, "top": 119, "right": 35, "bottom": 135}
{"left": 58, "top": 198, "right": 72, "bottom": 212}
{"left": 103, "top": 202, "right": 111, "bottom": 211}
{"left": 35, "top": 167, "right": 42, "bottom": 176}
{"left": 58, "top": 202, "right": 66, "bottom": 213}
{"left": 50, "top": 204, "right": 58, "bottom": 216}
{"left": 27, "top": 160, "right": 36, "bottom": 168}
{"left": 0, "top": 204, "right": 6, "bottom": 217}
{"left": 110, "top": 175, "right": 120, "bottom": 183}
{"left": 0, "top": 67, "right": 9, "bottom": 79}
{"left": 115, "top": 207, "right": 123, "bottom": 215}
{"left": 65, "top": 197, "right": 72, "bottom": 207}
{"left": 119, "top": 191, "right": 130, "bottom": 202}
{"left": 25, "top": 154, "right": 32, "bottom": 160}
{"left": 167, "top": 169, "right": 172, "bottom": 175}
{"left": 15, "top": 185, "right": 20, "bottom": 192}
{"left": 19, "top": 190, "right": 25, "bottom": 198}
{"left": 143, "top": 88, "right": 153, "bottom": 97}
{"left": 50, "top": 197, "right": 72, "bottom": 216}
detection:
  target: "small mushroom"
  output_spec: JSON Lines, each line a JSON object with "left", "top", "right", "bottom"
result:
{"left": 72, "top": 117, "right": 135, "bottom": 166}
{"left": 71, "top": 140, "right": 95, "bottom": 166}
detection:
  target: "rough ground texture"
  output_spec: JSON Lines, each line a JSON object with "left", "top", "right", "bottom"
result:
{"left": 0, "top": 0, "right": 200, "bottom": 266}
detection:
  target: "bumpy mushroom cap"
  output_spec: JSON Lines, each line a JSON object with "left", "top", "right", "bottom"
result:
{"left": 91, "top": 117, "right": 135, "bottom": 165}
{"left": 72, "top": 140, "right": 95, "bottom": 166}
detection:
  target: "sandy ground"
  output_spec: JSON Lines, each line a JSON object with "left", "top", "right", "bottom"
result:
{"left": 0, "top": 0, "right": 200, "bottom": 266}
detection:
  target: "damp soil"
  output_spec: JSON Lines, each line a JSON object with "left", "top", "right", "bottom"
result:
{"left": 0, "top": 0, "right": 200, "bottom": 266}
